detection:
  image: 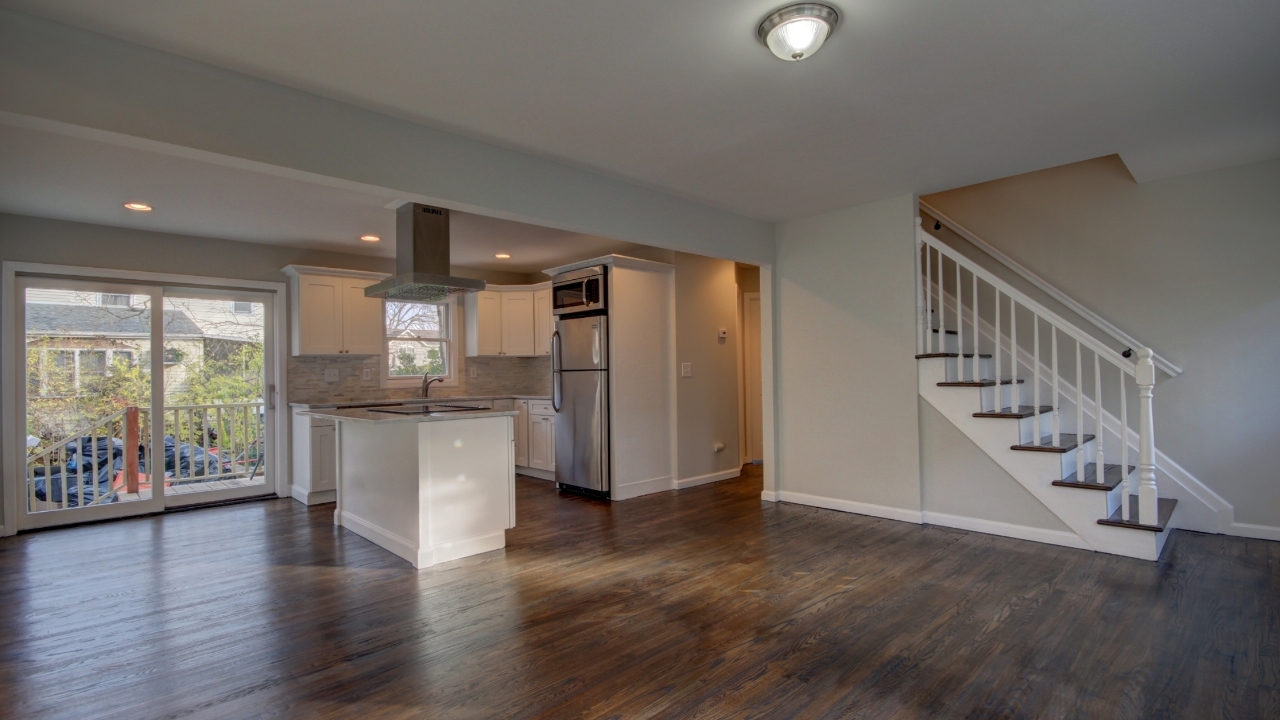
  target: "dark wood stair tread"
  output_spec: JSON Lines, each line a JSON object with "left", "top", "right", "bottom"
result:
{"left": 915, "top": 353, "right": 993, "bottom": 359}
{"left": 930, "top": 329, "right": 959, "bottom": 335}
{"left": 1097, "top": 497, "right": 1177, "bottom": 532}
{"left": 974, "top": 405, "right": 1052, "bottom": 419}
{"left": 1054, "top": 463, "right": 1134, "bottom": 491}
{"left": 938, "top": 378, "right": 1025, "bottom": 387}
{"left": 1011, "top": 434, "right": 1094, "bottom": 453}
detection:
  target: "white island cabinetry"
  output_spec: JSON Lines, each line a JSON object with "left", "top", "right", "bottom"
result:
{"left": 305, "top": 407, "right": 517, "bottom": 569}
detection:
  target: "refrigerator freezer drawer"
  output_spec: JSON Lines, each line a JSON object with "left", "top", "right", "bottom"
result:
{"left": 554, "top": 370, "right": 609, "bottom": 493}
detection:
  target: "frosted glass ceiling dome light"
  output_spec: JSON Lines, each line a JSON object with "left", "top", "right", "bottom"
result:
{"left": 758, "top": 3, "right": 839, "bottom": 62}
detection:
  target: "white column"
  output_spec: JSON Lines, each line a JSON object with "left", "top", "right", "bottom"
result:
{"left": 1136, "top": 348, "right": 1159, "bottom": 525}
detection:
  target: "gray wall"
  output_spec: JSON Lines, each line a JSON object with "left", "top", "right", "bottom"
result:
{"left": 0, "top": 9, "right": 773, "bottom": 265}
{"left": 774, "top": 194, "right": 922, "bottom": 511}
{"left": 923, "top": 155, "right": 1280, "bottom": 528}
{"left": 674, "top": 252, "right": 742, "bottom": 482}
{"left": 919, "top": 399, "right": 1068, "bottom": 531}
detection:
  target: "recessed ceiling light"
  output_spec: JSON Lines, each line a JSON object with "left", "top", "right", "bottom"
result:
{"left": 758, "top": 3, "right": 839, "bottom": 62}
{"left": 360, "top": 235, "right": 381, "bottom": 242}
{"left": 495, "top": 253, "right": 511, "bottom": 259}
{"left": 123, "top": 202, "right": 153, "bottom": 212}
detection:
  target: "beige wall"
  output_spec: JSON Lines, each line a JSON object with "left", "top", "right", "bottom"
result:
{"left": 774, "top": 194, "right": 922, "bottom": 511}
{"left": 674, "top": 252, "right": 741, "bottom": 481}
{"left": 922, "top": 156, "right": 1280, "bottom": 528}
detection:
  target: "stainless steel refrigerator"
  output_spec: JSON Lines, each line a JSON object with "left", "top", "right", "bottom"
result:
{"left": 551, "top": 314, "right": 610, "bottom": 495}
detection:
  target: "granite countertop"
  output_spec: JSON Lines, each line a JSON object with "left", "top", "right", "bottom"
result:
{"left": 288, "top": 395, "right": 551, "bottom": 411}
{"left": 300, "top": 407, "right": 520, "bottom": 424}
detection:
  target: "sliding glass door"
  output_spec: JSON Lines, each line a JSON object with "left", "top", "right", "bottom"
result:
{"left": 15, "top": 278, "right": 276, "bottom": 530}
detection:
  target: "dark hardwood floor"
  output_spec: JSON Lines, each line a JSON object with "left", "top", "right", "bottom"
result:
{"left": 1, "top": 466, "right": 1276, "bottom": 719}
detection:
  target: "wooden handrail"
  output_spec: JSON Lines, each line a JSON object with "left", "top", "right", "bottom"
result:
{"left": 919, "top": 200, "right": 1181, "bottom": 377}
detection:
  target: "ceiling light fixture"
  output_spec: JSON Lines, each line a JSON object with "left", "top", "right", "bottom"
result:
{"left": 123, "top": 202, "right": 153, "bottom": 212}
{"left": 495, "top": 253, "right": 511, "bottom": 259}
{"left": 360, "top": 235, "right": 381, "bottom": 242}
{"left": 758, "top": 3, "right": 839, "bottom": 62}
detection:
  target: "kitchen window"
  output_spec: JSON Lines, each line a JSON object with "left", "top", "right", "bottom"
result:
{"left": 384, "top": 299, "right": 456, "bottom": 386}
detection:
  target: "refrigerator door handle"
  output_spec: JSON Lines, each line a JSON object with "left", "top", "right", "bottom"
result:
{"left": 592, "top": 324, "right": 600, "bottom": 366}
{"left": 551, "top": 330, "right": 562, "bottom": 412}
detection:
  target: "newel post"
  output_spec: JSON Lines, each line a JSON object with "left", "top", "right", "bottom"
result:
{"left": 914, "top": 218, "right": 925, "bottom": 354}
{"left": 1136, "top": 348, "right": 1158, "bottom": 525}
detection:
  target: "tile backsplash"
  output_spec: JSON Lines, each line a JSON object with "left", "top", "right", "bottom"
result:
{"left": 289, "top": 354, "right": 552, "bottom": 404}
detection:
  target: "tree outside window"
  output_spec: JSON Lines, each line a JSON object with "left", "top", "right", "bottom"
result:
{"left": 386, "top": 301, "right": 449, "bottom": 378}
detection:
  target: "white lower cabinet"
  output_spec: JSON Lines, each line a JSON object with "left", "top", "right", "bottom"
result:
{"left": 514, "top": 400, "right": 530, "bottom": 467}
{"left": 291, "top": 411, "right": 338, "bottom": 505}
{"left": 529, "top": 412, "right": 555, "bottom": 472}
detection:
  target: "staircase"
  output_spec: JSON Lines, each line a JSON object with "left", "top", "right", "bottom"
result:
{"left": 915, "top": 217, "right": 1177, "bottom": 561}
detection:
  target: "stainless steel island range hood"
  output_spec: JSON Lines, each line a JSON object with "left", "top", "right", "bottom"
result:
{"left": 363, "top": 203, "right": 486, "bottom": 303}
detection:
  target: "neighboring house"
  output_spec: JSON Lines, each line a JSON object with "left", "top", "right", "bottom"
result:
{"left": 25, "top": 291, "right": 263, "bottom": 398}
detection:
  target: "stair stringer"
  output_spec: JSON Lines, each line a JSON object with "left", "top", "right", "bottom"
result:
{"left": 919, "top": 358, "right": 1168, "bottom": 560}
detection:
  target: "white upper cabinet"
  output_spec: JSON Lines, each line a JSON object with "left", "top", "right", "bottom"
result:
{"left": 283, "top": 266, "right": 386, "bottom": 356}
{"left": 341, "top": 278, "right": 386, "bottom": 355}
{"left": 501, "top": 291, "right": 536, "bottom": 357}
{"left": 465, "top": 283, "right": 553, "bottom": 357}
{"left": 534, "top": 289, "right": 553, "bottom": 356}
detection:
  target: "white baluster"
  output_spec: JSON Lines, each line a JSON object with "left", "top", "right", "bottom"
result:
{"left": 994, "top": 289, "right": 1001, "bottom": 410}
{"left": 1075, "top": 340, "right": 1084, "bottom": 468}
{"left": 1010, "top": 300, "right": 1018, "bottom": 411}
{"left": 1120, "top": 369, "right": 1130, "bottom": 521}
{"left": 972, "top": 271, "right": 979, "bottom": 381}
{"left": 1136, "top": 348, "right": 1159, "bottom": 525}
{"left": 1094, "top": 353, "right": 1104, "bottom": 484}
{"left": 925, "top": 241, "right": 933, "bottom": 352}
{"left": 938, "top": 250, "right": 946, "bottom": 350}
{"left": 1033, "top": 316, "right": 1041, "bottom": 436}
{"left": 915, "top": 225, "right": 924, "bottom": 354}
{"left": 955, "top": 254, "right": 963, "bottom": 368}
{"left": 1051, "top": 328, "right": 1060, "bottom": 447}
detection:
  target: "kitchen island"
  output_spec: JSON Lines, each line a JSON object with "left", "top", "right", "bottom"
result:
{"left": 301, "top": 405, "right": 517, "bottom": 569}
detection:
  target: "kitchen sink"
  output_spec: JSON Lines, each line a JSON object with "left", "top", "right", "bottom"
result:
{"left": 370, "top": 403, "right": 489, "bottom": 415}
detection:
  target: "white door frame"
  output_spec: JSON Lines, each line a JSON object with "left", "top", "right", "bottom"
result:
{"left": 2, "top": 261, "right": 289, "bottom": 536}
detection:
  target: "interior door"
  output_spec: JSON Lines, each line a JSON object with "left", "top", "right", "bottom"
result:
{"left": 15, "top": 278, "right": 165, "bottom": 529}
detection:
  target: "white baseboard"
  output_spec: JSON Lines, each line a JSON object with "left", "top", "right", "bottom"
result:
{"left": 777, "top": 491, "right": 923, "bottom": 524}
{"left": 675, "top": 468, "right": 741, "bottom": 490}
{"left": 291, "top": 486, "right": 336, "bottom": 505}
{"left": 423, "top": 530, "right": 507, "bottom": 567}
{"left": 338, "top": 510, "right": 418, "bottom": 566}
{"left": 1229, "top": 522, "right": 1280, "bottom": 542}
{"left": 515, "top": 466, "right": 554, "bottom": 481}
{"left": 760, "top": 490, "right": 778, "bottom": 502}
{"left": 922, "top": 511, "right": 1091, "bottom": 550}
{"left": 613, "top": 474, "right": 675, "bottom": 501}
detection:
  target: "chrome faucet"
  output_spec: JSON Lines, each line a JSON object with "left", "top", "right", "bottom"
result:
{"left": 421, "top": 375, "right": 445, "bottom": 398}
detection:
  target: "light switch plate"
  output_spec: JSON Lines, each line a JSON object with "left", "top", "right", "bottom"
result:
{"left": 361, "top": 368, "right": 371, "bottom": 381}
{"left": 324, "top": 368, "right": 339, "bottom": 383}
{"left": 681, "top": 362, "right": 692, "bottom": 378}
{"left": 469, "top": 366, "right": 478, "bottom": 379}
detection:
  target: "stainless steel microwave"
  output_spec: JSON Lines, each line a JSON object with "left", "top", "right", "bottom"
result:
{"left": 552, "top": 266, "right": 607, "bottom": 316}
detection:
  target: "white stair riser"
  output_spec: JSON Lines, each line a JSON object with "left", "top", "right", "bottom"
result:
{"left": 940, "top": 356, "right": 992, "bottom": 382}
{"left": 919, "top": 357, "right": 1166, "bottom": 560}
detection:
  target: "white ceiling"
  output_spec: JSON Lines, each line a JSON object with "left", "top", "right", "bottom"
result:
{"left": 0, "top": 123, "right": 651, "bottom": 273}
{"left": 0, "top": 0, "right": 1275, "bottom": 222}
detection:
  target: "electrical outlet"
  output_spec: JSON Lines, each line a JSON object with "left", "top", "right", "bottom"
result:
{"left": 324, "top": 368, "right": 339, "bottom": 383}
{"left": 469, "top": 366, "right": 477, "bottom": 379}
{"left": 681, "top": 363, "right": 692, "bottom": 378}
{"left": 361, "top": 368, "right": 371, "bottom": 381}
